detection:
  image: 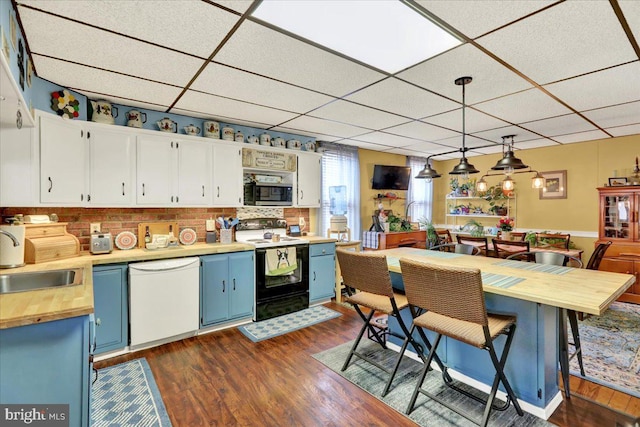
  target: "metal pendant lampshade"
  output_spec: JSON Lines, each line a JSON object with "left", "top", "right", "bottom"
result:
{"left": 492, "top": 135, "right": 528, "bottom": 170}
{"left": 449, "top": 76, "right": 478, "bottom": 175}
{"left": 415, "top": 160, "right": 441, "bottom": 180}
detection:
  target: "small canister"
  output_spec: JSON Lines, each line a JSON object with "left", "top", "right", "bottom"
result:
{"left": 272, "top": 233, "right": 280, "bottom": 242}
{"left": 206, "top": 231, "right": 218, "bottom": 244}
{"left": 222, "top": 127, "right": 235, "bottom": 141}
{"left": 235, "top": 131, "right": 244, "bottom": 143}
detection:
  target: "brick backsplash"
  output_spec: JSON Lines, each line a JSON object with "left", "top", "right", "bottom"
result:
{"left": 0, "top": 207, "right": 310, "bottom": 252}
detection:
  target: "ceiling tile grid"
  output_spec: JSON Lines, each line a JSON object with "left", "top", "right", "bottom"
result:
{"left": 384, "top": 120, "right": 460, "bottom": 142}
{"left": 421, "top": 107, "right": 511, "bottom": 134}
{"left": 519, "top": 114, "right": 599, "bottom": 138}
{"left": 276, "top": 115, "right": 371, "bottom": 139}
{"left": 307, "top": 100, "right": 410, "bottom": 130}
{"left": 473, "top": 89, "right": 573, "bottom": 125}
{"left": 582, "top": 101, "right": 640, "bottom": 129}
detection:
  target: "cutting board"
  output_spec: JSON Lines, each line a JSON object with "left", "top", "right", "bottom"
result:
{"left": 137, "top": 221, "right": 179, "bottom": 248}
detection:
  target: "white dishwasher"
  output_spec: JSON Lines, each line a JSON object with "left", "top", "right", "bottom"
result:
{"left": 129, "top": 257, "right": 200, "bottom": 348}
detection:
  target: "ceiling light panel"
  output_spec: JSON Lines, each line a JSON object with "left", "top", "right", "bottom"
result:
{"left": 174, "top": 90, "right": 299, "bottom": 126}
{"left": 191, "top": 63, "right": 335, "bottom": 113}
{"left": 477, "top": 1, "right": 637, "bottom": 84}
{"left": 215, "top": 20, "right": 385, "bottom": 97}
{"left": 522, "top": 114, "right": 598, "bottom": 137}
{"left": 278, "top": 115, "right": 371, "bottom": 139}
{"left": 18, "top": 7, "right": 203, "bottom": 86}
{"left": 385, "top": 120, "right": 459, "bottom": 141}
{"left": 33, "top": 55, "right": 182, "bottom": 106}
{"left": 252, "top": 1, "right": 461, "bottom": 74}
{"left": 583, "top": 101, "right": 640, "bottom": 129}
{"left": 18, "top": 0, "right": 240, "bottom": 58}
{"left": 345, "top": 77, "right": 459, "bottom": 119}
{"left": 544, "top": 62, "right": 640, "bottom": 112}
{"left": 473, "top": 89, "right": 572, "bottom": 124}
{"left": 397, "top": 44, "right": 533, "bottom": 104}
{"left": 308, "top": 100, "right": 409, "bottom": 130}
{"left": 422, "top": 107, "right": 509, "bottom": 133}
{"left": 606, "top": 123, "right": 640, "bottom": 138}
{"left": 415, "top": 0, "right": 555, "bottom": 39}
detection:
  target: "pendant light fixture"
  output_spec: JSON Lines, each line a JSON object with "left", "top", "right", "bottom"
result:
{"left": 449, "top": 76, "right": 479, "bottom": 176}
{"left": 491, "top": 135, "right": 528, "bottom": 171}
{"left": 415, "top": 156, "right": 441, "bottom": 181}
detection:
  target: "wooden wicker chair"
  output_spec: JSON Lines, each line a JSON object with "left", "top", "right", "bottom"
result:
{"left": 400, "top": 258, "right": 523, "bottom": 426}
{"left": 335, "top": 249, "right": 425, "bottom": 397}
{"left": 535, "top": 232, "right": 571, "bottom": 250}
{"left": 492, "top": 239, "right": 530, "bottom": 259}
{"left": 456, "top": 235, "right": 489, "bottom": 256}
{"left": 429, "top": 243, "right": 480, "bottom": 255}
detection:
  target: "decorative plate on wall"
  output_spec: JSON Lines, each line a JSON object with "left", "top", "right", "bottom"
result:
{"left": 114, "top": 231, "right": 137, "bottom": 250}
{"left": 179, "top": 228, "right": 197, "bottom": 245}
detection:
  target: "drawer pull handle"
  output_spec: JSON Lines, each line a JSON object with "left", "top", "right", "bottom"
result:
{"left": 217, "top": 186, "right": 220, "bottom": 198}
{"left": 233, "top": 278, "right": 236, "bottom": 291}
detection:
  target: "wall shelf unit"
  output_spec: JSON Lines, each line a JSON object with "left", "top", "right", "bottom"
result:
{"left": 445, "top": 195, "right": 516, "bottom": 230}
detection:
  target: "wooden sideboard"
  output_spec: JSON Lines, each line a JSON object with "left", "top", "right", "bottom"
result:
{"left": 597, "top": 186, "right": 640, "bottom": 304}
{"left": 366, "top": 230, "right": 426, "bottom": 251}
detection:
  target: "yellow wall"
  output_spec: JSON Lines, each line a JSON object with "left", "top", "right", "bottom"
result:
{"left": 430, "top": 134, "right": 640, "bottom": 261}
{"left": 358, "top": 148, "right": 409, "bottom": 231}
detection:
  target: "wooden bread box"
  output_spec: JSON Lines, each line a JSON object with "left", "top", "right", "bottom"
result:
{"left": 24, "top": 222, "right": 80, "bottom": 264}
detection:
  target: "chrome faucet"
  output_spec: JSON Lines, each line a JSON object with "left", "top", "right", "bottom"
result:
{"left": 0, "top": 229, "right": 20, "bottom": 246}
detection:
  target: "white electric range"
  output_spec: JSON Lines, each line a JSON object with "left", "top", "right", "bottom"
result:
{"left": 235, "top": 218, "right": 308, "bottom": 248}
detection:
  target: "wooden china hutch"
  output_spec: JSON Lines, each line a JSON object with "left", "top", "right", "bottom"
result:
{"left": 597, "top": 186, "right": 640, "bottom": 304}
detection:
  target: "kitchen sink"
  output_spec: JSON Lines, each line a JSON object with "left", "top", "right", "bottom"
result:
{"left": 0, "top": 268, "right": 83, "bottom": 294}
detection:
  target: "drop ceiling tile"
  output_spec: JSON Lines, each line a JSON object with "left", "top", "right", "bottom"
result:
{"left": 415, "top": 0, "right": 555, "bottom": 39}
{"left": 421, "top": 107, "right": 509, "bottom": 133}
{"left": 553, "top": 130, "right": 610, "bottom": 144}
{"left": 470, "top": 145, "right": 510, "bottom": 155}
{"left": 278, "top": 115, "right": 370, "bottom": 139}
{"left": 476, "top": 1, "right": 636, "bottom": 84}
{"left": 174, "top": 90, "right": 299, "bottom": 126}
{"left": 341, "top": 139, "right": 395, "bottom": 151}
{"left": 33, "top": 55, "right": 181, "bottom": 106}
{"left": 434, "top": 134, "right": 495, "bottom": 149}
{"left": 308, "top": 100, "right": 408, "bottom": 130}
{"left": 513, "top": 139, "right": 558, "bottom": 150}
{"left": 171, "top": 108, "right": 273, "bottom": 129}
{"left": 582, "top": 101, "right": 640, "bottom": 129}
{"left": 214, "top": 0, "right": 254, "bottom": 14}
{"left": 349, "top": 131, "right": 422, "bottom": 148}
{"left": 395, "top": 141, "right": 460, "bottom": 155}
{"left": 18, "top": 0, "right": 239, "bottom": 58}
{"left": 544, "top": 62, "right": 640, "bottom": 112}
{"left": 385, "top": 120, "right": 459, "bottom": 141}
{"left": 619, "top": 1, "right": 640, "bottom": 43}
{"left": 270, "top": 126, "right": 332, "bottom": 140}
{"left": 18, "top": 7, "right": 204, "bottom": 86}
{"left": 471, "top": 125, "right": 542, "bottom": 144}
{"left": 214, "top": 20, "right": 385, "bottom": 97}
{"left": 191, "top": 62, "right": 334, "bottom": 113}
{"left": 344, "top": 77, "right": 459, "bottom": 119}
{"left": 521, "top": 114, "right": 598, "bottom": 137}
{"left": 383, "top": 147, "right": 427, "bottom": 156}
{"left": 473, "top": 89, "right": 572, "bottom": 124}
{"left": 605, "top": 123, "right": 640, "bottom": 137}
{"left": 397, "top": 44, "right": 533, "bottom": 104}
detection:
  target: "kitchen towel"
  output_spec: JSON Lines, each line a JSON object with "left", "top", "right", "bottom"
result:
{"left": 362, "top": 231, "right": 381, "bottom": 249}
{"left": 266, "top": 247, "right": 297, "bottom": 276}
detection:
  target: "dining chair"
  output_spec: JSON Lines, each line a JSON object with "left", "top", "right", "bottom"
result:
{"left": 586, "top": 241, "right": 612, "bottom": 270}
{"left": 535, "top": 233, "right": 571, "bottom": 250}
{"left": 492, "top": 239, "right": 530, "bottom": 259}
{"left": 400, "top": 258, "right": 523, "bottom": 426}
{"left": 429, "top": 243, "right": 480, "bottom": 255}
{"left": 505, "top": 250, "right": 585, "bottom": 376}
{"left": 335, "top": 249, "right": 424, "bottom": 397}
{"left": 497, "top": 231, "right": 527, "bottom": 241}
{"left": 456, "top": 235, "right": 489, "bottom": 256}
{"left": 435, "top": 229, "right": 453, "bottom": 244}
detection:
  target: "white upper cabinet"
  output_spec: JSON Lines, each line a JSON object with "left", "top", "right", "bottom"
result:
{"left": 136, "top": 135, "right": 175, "bottom": 205}
{"left": 212, "top": 143, "right": 242, "bottom": 207}
{"left": 136, "top": 135, "right": 212, "bottom": 206}
{"left": 39, "top": 113, "right": 86, "bottom": 204}
{"left": 87, "top": 123, "right": 135, "bottom": 206}
{"left": 0, "top": 125, "right": 37, "bottom": 207}
{"left": 177, "top": 139, "right": 211, "bottom": 206}
{"left": 297, "top": 152, "right": 321, "bottom": 207}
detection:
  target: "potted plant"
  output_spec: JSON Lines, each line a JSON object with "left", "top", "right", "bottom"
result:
{"left": 449, "top": 178, "right": 461, "bottom": 196}
{"left": 418, "top": 217, "right": 439, "bottom": 248}
{"left": 497, "top": 217, "right": 514, "bottom": 240}
{"left": 387, "top": 213, "right": 413, "bottom": 232}
{"left": 464, "top": 219, "right": 485, "bottom": 237}
{"left": 482, "top": 185, "right": 509, "bottom": 216}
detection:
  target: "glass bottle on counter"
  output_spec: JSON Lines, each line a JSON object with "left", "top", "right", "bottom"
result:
{"left": 144, "top": 226, "right": 151, "bottom": 243}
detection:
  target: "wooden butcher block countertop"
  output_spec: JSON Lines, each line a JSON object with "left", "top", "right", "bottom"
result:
{"left": 0, "top": 239, "right": 335, "bottom": 330}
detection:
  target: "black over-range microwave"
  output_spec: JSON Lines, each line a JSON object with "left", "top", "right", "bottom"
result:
{"left": 244, "top": 182, "right": 293, "bottom": 206}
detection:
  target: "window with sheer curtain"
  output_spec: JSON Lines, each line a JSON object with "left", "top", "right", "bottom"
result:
{"left": 320, "top": 142, "right": 360, "bottom": 240}
{"left": 406, "top": 156, "right": 433, "bottom": 223}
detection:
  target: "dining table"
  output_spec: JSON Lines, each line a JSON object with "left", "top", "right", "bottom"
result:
{"left": 377, "top": 247, "right": 634, "bottom": 419}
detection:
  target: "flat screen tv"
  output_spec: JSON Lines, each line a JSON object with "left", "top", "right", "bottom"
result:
{"left": 372, "top": 165, "right": 411, "bottom": 190}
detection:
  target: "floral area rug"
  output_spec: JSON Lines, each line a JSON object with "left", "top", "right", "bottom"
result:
{"left": 570, "top": 302, "right": 640, "bottom": 398}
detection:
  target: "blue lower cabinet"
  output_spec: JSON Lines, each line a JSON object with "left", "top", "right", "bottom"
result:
{"left": 309, "top": 243, "right": 336, "bottom": 303}
{"left": 0, "top": 315, "right": 92, "bottom": 427}
{"left": 93, "top": 264, "right": 128, "bottom": 354}
{"left": 201, "top": 251, "right": 254, "bottom": 327}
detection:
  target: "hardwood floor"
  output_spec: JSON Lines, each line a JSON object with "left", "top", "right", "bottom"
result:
{"left": 96, "top": 302, "right": 640, "bottom": 426}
